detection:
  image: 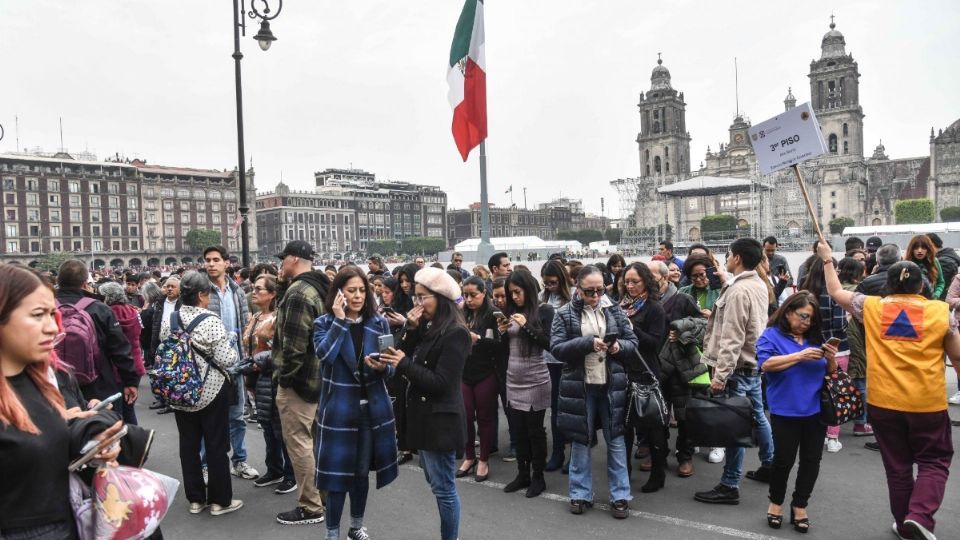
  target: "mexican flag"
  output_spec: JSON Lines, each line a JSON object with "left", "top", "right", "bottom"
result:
{"left": 447, "top": 0, "right": 487, "bottom": 161}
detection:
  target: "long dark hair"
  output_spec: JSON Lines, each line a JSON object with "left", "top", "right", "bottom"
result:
{"left": 799, "top": 254, "right": 832, "bottom": 297}
{"left": 325, "top": 266, "right": 377, "bottom": 319}
{"left": 506, "top": 270, "right": 544, "bottom": 355}
{"left": 462, "top": 276, "right": 493, "bottom": 329}
{"left": 540, "top": 260, "right": 571, "bottom": 306}
{"left": 905, "top": 234, "right": 939, "bottom": 284}
{"left": 392, "top": 264, "right": 418, "bottom": 312}
{"left": 620, "top": 262, "right": 660, "bottom": 302}
{"left": 837, "top": 257, "right": 865, "bottom": 286}
{"left": 767, "top": 291, "right": 824, "bottom": 345}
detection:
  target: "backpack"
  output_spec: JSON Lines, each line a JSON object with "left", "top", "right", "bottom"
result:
{"left": 149, "top": 312, "right": 213, "bottom": 408}
{"left": 56, "top": 298, "right": 101, "bottom": 385}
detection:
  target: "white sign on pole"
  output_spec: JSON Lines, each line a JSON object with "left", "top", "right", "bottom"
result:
{"left": 748, "top": 102, "right": 827, "bottom": 175}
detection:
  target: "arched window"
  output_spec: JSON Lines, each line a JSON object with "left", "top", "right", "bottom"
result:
{"left": 646, "top": 164, "right": 650, "bottom": 176}
{"left": 843, "top": 141, "right": 849, "bottom": 154}
{"left": 645, "top": 149, "right": 650, "bottom": 162}
{"left": 664, "top": 146, "right": 669, "bottom": 158}
{"left": 843, "top": 123, "right": 849, "bottom": 136}
{"left": 653, "top": 121, "right": 661, "bottom": 133}
{"left": 665, "top": 161, "right": 670, "bottom": 173}
{"left": 828, "top": 134, "right": 838, "bottom": 154}
{"left": 654, "top": 156, "right": 662, "bottom": 174}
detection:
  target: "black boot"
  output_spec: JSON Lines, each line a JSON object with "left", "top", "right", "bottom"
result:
{"left": 503, "top": 461, "right": 531, "bottom": 493}
{"left": 526, "top": 470, "right": 546, "bottom": 498}
{"left": 641, "top": 443, "right": 667, "bottom": 493}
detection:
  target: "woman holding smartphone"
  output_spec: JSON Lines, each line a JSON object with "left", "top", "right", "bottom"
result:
{"left": 498, "top": 270, "right": 555, "bottom": 498}
{"left": 457, "top": 276, "right": 500, "bottom": 482}
{"left": 379, "top": 268, "right": 470, "bottom": 540}
{"left": 313, "top": 266, "right": 398, "bottom": 540}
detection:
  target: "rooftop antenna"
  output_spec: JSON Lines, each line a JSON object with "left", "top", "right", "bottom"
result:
{"left": 59, "top": 117, "right": 64, "bottom": 152}
{"left": 734, "top": 57, "right": 740, "bottom": 117}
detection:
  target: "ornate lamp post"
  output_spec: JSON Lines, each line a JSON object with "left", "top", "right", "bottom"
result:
{"left": 233, "top": 0, "right": 282, "bottom": 266}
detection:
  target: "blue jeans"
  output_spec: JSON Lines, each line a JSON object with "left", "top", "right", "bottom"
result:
{"left": 419, "top": 450, "right": 460, "bottom": 540}
{"left": 228, "top": 374, "right": 247, "bottom": 464}
{"left": 720, "top": 373, "right": 774, "bottom": 489}
{"left": 568, "top": 385, "right": 632, "bottom": 502}
{"left": 853, "top": 377, "right": 868, "bottom": 425}
{"left": 326, "top": 405, "right": 373, "bottom": 539}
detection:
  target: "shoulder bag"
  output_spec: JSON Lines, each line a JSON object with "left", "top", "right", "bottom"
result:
{"left": 819, "top": 367, "right": 863, "bottom": 426}
{"left": 626, "top": 352, "right": 668, "bottom": 431}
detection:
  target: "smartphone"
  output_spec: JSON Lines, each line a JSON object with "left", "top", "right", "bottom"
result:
{"left": 377, "top": 333, "right": 395, "bottom": 352}
{"left": 823, "top": 337, "right": 841, "bottom": 349}
{"left": 603, "top": 333, "right": 618, "bottom": 346}
{"left": 339, "top": 289, "right": 348, "bottom": 308}
{"left": 706, "top": 266, "right": 723, "bottom": 290}
{"left": 367, "top": 352, "right": 381, "bottom": 361}
{"left": 492, "top": 310, "right": 507, "bottom": 321}
{"left": 68, "top": 425, "right": 129, "bottom": 472}
{"left": 381, "top": 306, "right": 396, "bottom": 315}
{"left": 92, "top": 392, "right": 123, "bottom": 412}
{"left": 774, "top": 264, "right": 786, "bottom": 276}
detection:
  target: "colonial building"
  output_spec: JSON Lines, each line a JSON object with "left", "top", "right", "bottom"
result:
{"left": 614, "top": 19, "right": 960, "bottom": 251}
{"left": 0, "top": 152, "right": 250, "bottom": 268}
{"left": 255, "top": 168, "right": 447, "bottom": 258}
{"left": 446, "top": 198, "right": 609, "bottom": 247}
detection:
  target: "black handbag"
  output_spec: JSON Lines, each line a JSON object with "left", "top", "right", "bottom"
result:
{"left": 685, "top": 394, "right": 757, "bottom": 448}
{"left": 626, "top": 352, "right": 668, "bottom": 431}
{"left": 819, "top": 368, "right": 864, "bottom": 426}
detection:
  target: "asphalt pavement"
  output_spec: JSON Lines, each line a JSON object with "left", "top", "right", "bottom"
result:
{"left": 140, "top": 372, "right": 960, "bottom": 540}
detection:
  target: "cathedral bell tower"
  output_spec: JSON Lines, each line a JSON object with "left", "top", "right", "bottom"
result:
{"left": 808, "top": 17, "right": 864, "bottom": 158}
{"left": 637, "top": 55, "right": 692, "bottom": 179}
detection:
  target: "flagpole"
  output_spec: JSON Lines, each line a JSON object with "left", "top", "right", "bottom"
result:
{"left": 476, "top": 140, "right": 494, "bottom": 264}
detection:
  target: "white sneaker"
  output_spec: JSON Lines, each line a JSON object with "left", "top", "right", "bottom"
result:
{"left": 903, "top": 519, "right": 937, "bottom": 540}
{"left": 232, "top": 461, "right": 260, "bottom": 480}
{"left": 189, "top": 502, "right": 209, "bottom": 514}
{"left": 948, "top": 391, "right": 960, "bottom": 405}
{"left": 826, "top": 437, "right": 843, "bottom": 453}
{"left": 707, "top": 448, "right": 725, "bottom": 463}
{"left": 210, "top": 499, "right": 244, "bottom": 516}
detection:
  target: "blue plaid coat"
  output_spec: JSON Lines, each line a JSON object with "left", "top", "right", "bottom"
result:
{"left": 312, "top": 314, "right": 399, "bottom": 493}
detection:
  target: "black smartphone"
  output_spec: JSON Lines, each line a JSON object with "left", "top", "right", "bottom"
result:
{"left": 603, "top": 333, "right": 618, "bottom": 346}
{"left": 774, "top": 264, "right": 786, "bottom": 276}
{"left": 706, "top": 266, "right": 722, "bottom": 289}
{"left": 367, "top": 352, "right": 381, "bottom": 361}
{"left": 492, "top": 310, "right": 507, "bottom": 321}
{"left": 381, "top": 306, "right": 396, "bottom": 315}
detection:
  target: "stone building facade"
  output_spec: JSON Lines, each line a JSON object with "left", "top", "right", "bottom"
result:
{"left": 616, "top": 19, "right": 960, "bottom": 250}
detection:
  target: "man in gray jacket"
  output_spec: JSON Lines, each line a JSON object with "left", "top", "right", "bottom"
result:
{"left": 204, "top": 245, "right": 256, "bottom": 481}
{"left": 694, "top": 238, "right": 774, "bottom": 505}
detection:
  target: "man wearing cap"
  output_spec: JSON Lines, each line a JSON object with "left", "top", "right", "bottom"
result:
{"left": 203, "top": 246, "right": 257, "bottom": 481}
{"left": 273, "top": 240, "right": 332, "bottom": 526}
{"left": 865, "top": 236, "right": 883, "bottom": 254}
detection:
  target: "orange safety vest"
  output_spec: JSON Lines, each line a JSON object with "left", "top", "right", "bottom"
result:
{"left": 862, "top": 294, "right": 949, "bottom": 413}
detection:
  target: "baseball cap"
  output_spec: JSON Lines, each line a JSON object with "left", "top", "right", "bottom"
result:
{"left": 276, "top": 240, "right": 316, "bottom": 261}
{"left": 865, "top": 236, "right": 882, "bottom": 253}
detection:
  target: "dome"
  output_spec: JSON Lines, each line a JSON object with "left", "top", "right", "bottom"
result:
{"left": 784, "top": 86, "right": 796, "bottom": 102}
{"left": 820, "top": 19, "right": 846, "bottom": 59}
{"left": 650, "top": 56, "right": 672, "bottom": 91}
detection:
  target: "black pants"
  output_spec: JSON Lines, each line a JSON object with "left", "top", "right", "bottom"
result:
{"left": 671, "top": 418, "right": 695, "bottom": 463}
{"left": 624, "top": 422, "right": 668, "bottom": 478}
{"left": 769, "top": 413, "right": 827, "bottom": 508}
{"left": 547, "top": 363, "right": 565, "bottom": 455}
{"left": 508, "top": 407, "right": 547, "bottom": 472}
{"left": 174, "top": 383, "right": 233, "bottom": 506}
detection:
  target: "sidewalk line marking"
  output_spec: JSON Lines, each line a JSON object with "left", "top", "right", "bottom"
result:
{"left": 403, "top": 464, "right": 785, "bottom": 540}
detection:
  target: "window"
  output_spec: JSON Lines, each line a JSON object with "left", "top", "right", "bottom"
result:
{"left": 164, "top": 225, "right": 175, "bottom": 236}
{"left": 145, "top": 200, "right": 156, "bottom": 210}
{"left": 128, "top": 197, "right": 138, "bottom": 209}
{"left": 89, "top": 195, "right": 101, "bottom": 207}
{"left": 227, "top": 203, "right": 236, "bottom": 213}
{"left": 90, "top": 182, "right": 100, "bottom": 194}
{"left": 177, "top": 189, "right": 190, "bottom": 198}
{"left": 197, "top": 214, "right": 206, "bottom": 224}
{"left": 163, "top": 212, "right": 174, "bottom": 222}
{"left": 52, "top": 240, "right": 61, "bottom": 251}
{"left": 128, "top": 211, "right": 138, "bottom": 222}
{"left": 654, "top": 156, "right": 662, "bottom": 173}
{"left": 48, "top": 194, "right": 60, "bottom": 205}
{"left": 129, "top": 225, "right": 138, "bottom": 237}
{"left": 47, "top": 179, "right": 60, "bottom": 192}
{"left": 7, "top": 241, "right": 19, "bottom": 253}
{"left": 212, "top": 214, "right": 221, "bottom": 224}
{"left": 109, "top": 210, "right": 120, "bottom": 222}
{"left": 29, "top": 241, "right": 40, "bottom": 253}
{"left": 72, "top": 240, "right": 82, "bottom": 251}
{"left": 111, "top": 241, "right": 121, "bottom": 251}
{"left": 130, "top": 240, "right": 139, "bottom": 250}
{"left": 92, "top": 225, "right": 101, "bottom": 236}
{"left": 180, "top": 201, "right": 190, "bottom": 211}
{"left": 127, "top": 184, "right": 137, "bottom": 196}
{"left": 180, "top": 212, "right": 191, "bottom": 223}
{"left": 111, "top": 226, "right": 121, "bottom": 236}
{"left": 147, "top": 212, "right": 158, "bottom": 224}
{"left": 144, "top": 187, "right": 156, "bottom": 198}
{"left": 193, "top": 189, "right": 205, "bottom": 199}
{"left": 149, "top": 241, "right": 157, "bottom": 250}
{"left": 5, "top": 224, "right": 17, "bottom": 236}
{"left": 26, "top": 193, "right": 39, "bottom": 206}
{"left": 197, "top": 201, "right": 205, "bottom": 212}
{"left": 666, "top": 161, "right": 670, "bottom": 173}
{"left": 4, "top": 193, "right": 14, "bottom": 205}
{"left": 209, "top": 190, "right": 221, "bottom": 200}
{"left": 3, "top": 178, "right": 14, "bottom": 189}
{"left": 163, "top": 200, "right": 174, "bottom": 210}
{"left": 165, "top": 240, "right": 175, "bottom": 251}
{"left": 108, "top": 183, "right": 119, "bottom": 194}
{"left": 93, "top": 240, "right": 102, "bottom": 251}
{"left": 160, "top": 188, "right": 174, "bottom": 198}
{"left": 49, "top": 224, "right": 61, "bottom": 237}
{"left": 665, "top": 146, "right": 669, "bottom": 158}
{"left": 224, "top": 191, "right": 236, "bottom": 200}
{"left": 211, "top": 202, "right": 221, "bottom": 212}
{"left": 69, "top": 181, "right": 80, "bottom": 193}
{"left": 843, "top": 141, "right": 849, "bottom": 154}
{"left": 26, "top": 179, "right": 38, "bottom": 191}
{"left": 90, "top": 210, "right": 101, "bottom": 222}
{"left": 27, "top": 209, "right": 40, "bottom": 222}
{"left": 72, "top": 225, "right": 82, "bottom": 236}
{"left": 828, "top": 134, "right": 838, "bottom": 154}
{"left": 69, "top": 194, "right": 81, "bottom": 206}
{"left": 842, "top": 123, "right": 849, "bottom": 137}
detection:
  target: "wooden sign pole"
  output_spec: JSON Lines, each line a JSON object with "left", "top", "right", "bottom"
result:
{"left": 791, "top": 164, "right": 826, "bottom": 244}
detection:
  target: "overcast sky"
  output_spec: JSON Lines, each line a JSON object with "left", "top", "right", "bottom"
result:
{"left": 2, "top": 1, "right": 957, "bottom": 219}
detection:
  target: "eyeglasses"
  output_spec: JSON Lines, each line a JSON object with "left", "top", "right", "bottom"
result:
{"left": 690, "top": 272, "right": 707, "bottom": 279}
{"left": 543, "top": 280, "right": 560, "bottom": 288}
{"left": 252, "top": 286, "right": 271, "bottom": 293}
{"left": 791, "top": 312, "right": 812, "bottom": 321}
{"left": 580, "top": 288, "right": 605, "bottom": 297}
{"left": 413, "top": 294, "right": 435, "bottom": 304}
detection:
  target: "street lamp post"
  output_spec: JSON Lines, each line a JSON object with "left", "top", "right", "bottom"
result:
{"left": 232, "top": 0, "right": 281, "bottom": 267}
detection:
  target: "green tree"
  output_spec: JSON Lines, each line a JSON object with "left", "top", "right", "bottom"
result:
{"left": 604, "top": 228, "right": 623, "bottom": 244}
{"left": 33, "top": 252, "right": 76, "bottom": 273}
{"left": 184, "top": 229, "right": 222, "bottom": 254}
{"left": 400, "top": 237, "right": 446, "bottom": 255}
{"left": 828, "top": 217, "right": 855, "bottom": 234}
{"left": 895, "top": 198, "right": 935, "bottom": 225}
{"left": 700, "top": 214, "right": 737, "bottom": 240}
{"left": 366, "top": 240, "right": 398, "bottom": 256}
{"left": 940, "top": 206, "right": 960, "bottom": 222}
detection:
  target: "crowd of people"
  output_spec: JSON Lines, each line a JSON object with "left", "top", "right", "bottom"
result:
{"left": 2, "top": 231, "right": 959, "bottom": 540}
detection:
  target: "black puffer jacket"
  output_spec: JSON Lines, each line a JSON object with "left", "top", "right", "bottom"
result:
{"left": 248, "top": 351, "right": 277, "bottom": 424}
{"left": 658, "top": 317, "right": 709, "bottom": 419}
{"left": 937, "top": 248, "right": 960, "bottom": 300}
{"left": 550, "top": 298, "right": 638, "bottom": 445}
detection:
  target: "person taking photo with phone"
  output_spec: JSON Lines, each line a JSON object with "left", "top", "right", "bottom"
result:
{"left": 312, "top": 267, "right": 398, "bottom": 540}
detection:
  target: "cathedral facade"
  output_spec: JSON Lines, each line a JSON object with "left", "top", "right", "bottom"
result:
{"left": 621, "top": 19, "right": 960, "bottom": 249}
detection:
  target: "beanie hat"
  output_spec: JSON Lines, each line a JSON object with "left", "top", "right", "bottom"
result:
{"left": 414, "top": 267, "right": 460, "bottom": 302}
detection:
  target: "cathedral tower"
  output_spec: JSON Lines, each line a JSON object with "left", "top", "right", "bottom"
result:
{"left": 637, "top": 55, "right": 692, "bottom": 178}
{"left": 808, "top": 17, "right": 864, "bottom": 158}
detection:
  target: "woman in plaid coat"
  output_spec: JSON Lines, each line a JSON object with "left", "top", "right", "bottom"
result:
{"left": 313, "top": 267, "right": 398, "bottom": 540}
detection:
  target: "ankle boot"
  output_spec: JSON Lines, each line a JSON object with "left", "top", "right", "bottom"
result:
{"left": 503, "top": 461, "right": 531, "bottom": 493}
{"left": 526, "top": 470, "right": 546, "bottom": 498}
{"left": 641, "top": 447, "right": 667, "bottom": 493}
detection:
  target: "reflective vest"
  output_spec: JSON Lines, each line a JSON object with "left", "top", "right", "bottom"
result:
{"left": 862, "top": 294, "right": 949, "bottom": 413}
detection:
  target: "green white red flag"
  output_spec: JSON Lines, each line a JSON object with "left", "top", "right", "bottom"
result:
{"left": 447, "top": 0, "right": 487, "bottom": 161}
